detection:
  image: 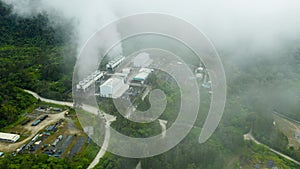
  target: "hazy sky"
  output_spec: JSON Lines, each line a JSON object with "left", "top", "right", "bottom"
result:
{"left": 3, "top": 0, "right": 300, "bottom": 58}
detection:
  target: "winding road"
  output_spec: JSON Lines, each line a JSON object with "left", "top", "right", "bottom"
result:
{"left": 24, "top": 90, "right": 116, "bottom": 169}
{"left": 29, "top": 89, "right": 299, "bottom": 168}
{"left": 87, "top": 121, "right": 113, "bottom": 169}
{"left": 158, "top": 119, "right": 167, "bottom": 138}
{"left": 244, "top": 131, "right": 300, "bottom": 165}
{"left": 24, "top": 90, "right": 74, "bottom": 107}
{"left": 25, "top": 90, "right": 202, "bottom": 169}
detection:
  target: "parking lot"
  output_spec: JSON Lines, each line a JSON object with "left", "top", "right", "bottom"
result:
{"left": 0, "top": 110, "right": 67, "bottom": 152}
{"left": 0, "top": 106, "right": 89, "bottom": 160}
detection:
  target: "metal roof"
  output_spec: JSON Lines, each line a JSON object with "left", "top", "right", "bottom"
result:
{"left": 101, "top": 77, "right": 122, "bottom": 87}
{"left": 133, "top": 72, "right": 149, "bottom": 81}
{"left": 100, "top": 77, "right": 129, "bottom": 98}
{"left": 0, "top": 132, "right": 20, "bottom": 142}
{"left": 76, "top": 70, "right": 104, "bottom": 91}
{"left": 133, "top": 68, "right": 152, "bottom": 81}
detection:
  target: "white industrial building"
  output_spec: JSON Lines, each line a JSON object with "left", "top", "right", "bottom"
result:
{"left": 133, "top": 52, "right": 152, "bottom": 67}
{"left": 76, "top": 70, "right": 104, "bottom": 92}
{"left": 106, "top": 56, "right": 125, "bottom": 70}
{"left": 0, "top": 132, "right": 20, "bottom": 142}
{"left": 100, "top": 77, "right": 129, "bottom": 99}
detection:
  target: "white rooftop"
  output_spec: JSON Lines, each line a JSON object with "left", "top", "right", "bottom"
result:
{"left": 77, "top": 70, "right": 104, "bottom": 91}
{"left": 0, "top": 132, "right": 20, "bottom": 142}
{"left": 139, "top": 68, "right": 153, "bottom": 73}
{"left": 133, "top": 52, "right": 152, "bottom": 67}
{"left": 100, "top": 77, "right": 129, "bottom": 98}
{"left": 102, "top": 77, "right": 122, "bottom": 87}
{"left": 133, "top": 68, "right": 153, "bottom": 81}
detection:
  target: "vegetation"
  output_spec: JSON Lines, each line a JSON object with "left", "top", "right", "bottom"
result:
{"left": 0, "top": 143, "right": 97, "bottom": 169}
{"left": 2, "top": 1, "right": 300, "bottom": 168}
{"left": 94, "top": 153, "right": 138, "bottom": 169}
{"left": 226, "top": 46, "right": 300, "bottom": 162}
{"left": 0, "top": 2, "right": 75, "bottom": 128}
{"left": 237, "top": 141, "right": 300, "bottom": 169}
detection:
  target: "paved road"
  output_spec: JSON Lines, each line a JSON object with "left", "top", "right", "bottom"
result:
{"left": 244, "top": 132, "right": 300, "bottom": 165}
{"left": 135, "top": 161, "right": 142, "bottom": 169}
{"left": 273, "top": 111, "right": 300, "bottom": 125}
{"left": 24, "top": 90, "right": 74, "bottom": 107}
{"left": 24, "top": 90, "right": 116, "bottom": 122}
{"left": 158, "top": 119, "right": 167, "bottom": 138}
{"left": 24, "top": 90, "right": 116, "bottom": 169}
{"left": 87, "top": 119, "right": 115, "bottom": 169}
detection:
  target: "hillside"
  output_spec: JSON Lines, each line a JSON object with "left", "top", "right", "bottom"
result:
{"left": 0, "top": 2, "right": 76, "bottom": 128}
{"left": 1, "top": 1, "right": 300, "bottom": 169}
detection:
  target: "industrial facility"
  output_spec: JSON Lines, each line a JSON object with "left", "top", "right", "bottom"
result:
{"left": 76, "top": 70, "right": 104, "bottom": 92}
{"left": 100, "top": 77, "right": 129, "bottom": 99}
{"left": 133, "top": 52, "right": 152, "bottom": 67}
{"left": 0, "top": 132, "right": 20, "bottom": 142}
{"left": 79, "top": 51, "right": 209, "bottom": 102}
{"left": 106, "top": 56, "right": 125, "bottom": 70}
{"left": 95, "top": 52, "right": 156, "bottom": 99}
{"left": 31, "top": 114, "right": 48, "bottom": 126}
{"left": 133, "top": 68, "right": 153, "bottom": 82}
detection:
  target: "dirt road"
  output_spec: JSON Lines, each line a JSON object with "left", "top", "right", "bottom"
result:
{"left": 0, "top": 110, "right": 67, "bottom": 152}
{"left": 24, "top": 89, "right": 116, "bottom": 169}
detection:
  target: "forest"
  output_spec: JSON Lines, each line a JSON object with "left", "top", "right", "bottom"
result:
{"left": 0, "top": 2, "right": 75, "bottom": 128}
{"left": 1, "top": 1, "right": 300, "bottom": 168}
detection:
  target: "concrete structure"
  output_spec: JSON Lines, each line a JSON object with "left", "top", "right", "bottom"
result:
{"left": 106, "top": 56, "right": 125, "bottom": 70}
{"left": 133, "top": 52, "right": 152, "bottom": 67}
{"left": 100, "top": 77, "right": 129, "bottom": 99}
{"left": 195, "top": 67, "right": 205, "bottom": 80}
{"left": 133, "top": 72, "right": 149, "bottom": 81}
{"left": 295, "top": 132, "right": 300, "bottom": 139}
{"left": 112, "top": 73, "right": 129, "bottom": 79}
{"left": 76, "top": 70, "right": 104, "bottom": 92}
{"left": 122, "top": 68, "right": 131, "bottom": 74}
{"left": 0, "top": 132, "right": 20, "bottom": 142}
{"left": 202, "top": 81, "right": 212, "bottom": 89}
{"left": 133, "top": 68, "right": 153, "bottom": 82}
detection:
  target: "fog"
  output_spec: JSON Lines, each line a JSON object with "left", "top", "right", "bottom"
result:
{"left": 3, "top": 0, "right": 300, "bottom": 59}
{"left": 2, "top": 0, "right": 122, "bottom": 61}
{"left": 3, "top": 0, "right": 300, "bottom": 100}
{"left": 3, "top": 1, "right": 300, "bottom": 160}
{"left": 3, "top": 0, "right": 300, "bottom": 101}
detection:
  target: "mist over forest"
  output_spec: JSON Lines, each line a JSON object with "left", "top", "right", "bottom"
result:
{"left": 1, "top": 0, "right": 300, "bottom": 169}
